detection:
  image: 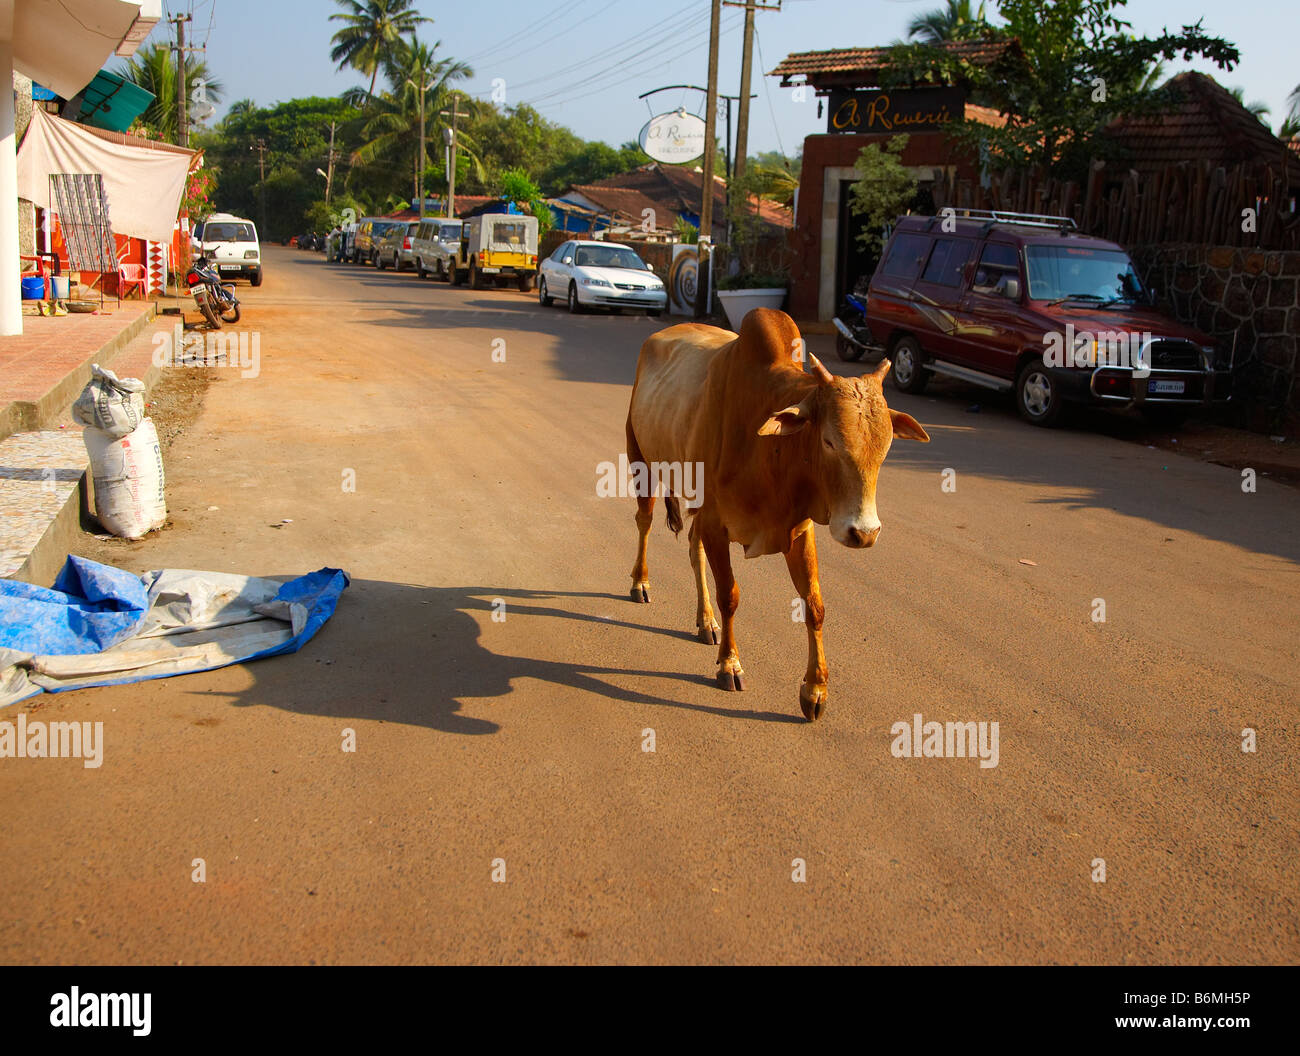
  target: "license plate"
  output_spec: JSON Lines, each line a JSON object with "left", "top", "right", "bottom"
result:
{"left": 219, "top": 264, "right": 241, "bottom": 271}
{"left": 481, "top": 267, "right": 500, "bottom": 273}
{"left": 1149, "top": 380, "right": 1185, "bottom": 394}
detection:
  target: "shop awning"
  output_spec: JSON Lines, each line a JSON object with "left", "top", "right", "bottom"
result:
{"left": 68, "top": 69, "right": 155, "bottom": 133}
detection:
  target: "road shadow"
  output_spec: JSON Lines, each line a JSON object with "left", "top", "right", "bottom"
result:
{"left": 217, "top": 580, "right": 801, "bottom": 734}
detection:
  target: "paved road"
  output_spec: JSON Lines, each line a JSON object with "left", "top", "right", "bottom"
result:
{"left": 3, "top": 246, "right": 1296, "bottom": 964}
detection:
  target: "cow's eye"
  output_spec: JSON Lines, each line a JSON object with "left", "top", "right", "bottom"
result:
{"left": 823, "top": 437, "right": 834, "bottom": 451}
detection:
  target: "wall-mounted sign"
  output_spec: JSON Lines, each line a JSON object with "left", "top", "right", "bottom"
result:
{"left": 827, "top": 87, "right": 966, "bottom": 134}
{"left": 638, "top": 110, "right": 707, "bottom": 164}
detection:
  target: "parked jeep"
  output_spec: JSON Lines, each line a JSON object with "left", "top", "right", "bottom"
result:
{"left": 863, "top": 211, "right": 1234, "bottom": 426}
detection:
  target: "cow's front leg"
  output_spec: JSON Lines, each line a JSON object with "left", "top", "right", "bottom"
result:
{"left": 688, "top": 517, "right": 719, "bottom": 644}
{"left": 701, "top": 520, "right": 744, "bottom": 690}
{"left": 785, "top": 526, "right": 828, "bottom": 721}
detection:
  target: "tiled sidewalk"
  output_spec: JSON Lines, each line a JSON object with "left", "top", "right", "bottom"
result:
{"left": 0, "top": 430, "right": 88, "bottom": 579}
{"left": 0, "top": 303, "right": 152, "bottom": 405}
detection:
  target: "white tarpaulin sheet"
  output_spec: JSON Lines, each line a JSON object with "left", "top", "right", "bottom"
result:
{"left": 16, "top": 107, "right": 193, "bottom": 244}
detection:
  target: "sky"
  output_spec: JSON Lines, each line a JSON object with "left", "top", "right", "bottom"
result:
{"left": 158, "top": 0, "right": 1298, "bottom": 156}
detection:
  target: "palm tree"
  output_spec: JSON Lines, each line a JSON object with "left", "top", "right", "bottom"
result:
{"left": 1228, "top": 86, "right": 1270, "bottom": 123}
{"left": 907, "top": 0, "right": 991, "bottom": 43}
{"left": 349, "top": 37, "right": 480, "bottom": 204}
{"left": 330, "top": 0, "right": 431, "bottom": 100}
{"left": 117, "top": 42, "right": 223, "bottom": 143}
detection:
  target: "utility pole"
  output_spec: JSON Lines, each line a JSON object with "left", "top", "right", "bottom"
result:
{"left": 324, "top": 121, "right": 338, "bottom": 205}
{"left": 171, "top": 13, "right": 192, "bottom": 147}
{"left": 408, "top": 78, "right": 430, "bottom": 217}
{"left": 252, "top": 138, "right": 267, "bottom": 235}
{"left": 439, "top": 92, "right": 468, "bottom": 220}
{"left": 724, "top": 0, "right": 780, "bottom": 186}
{"left": 696, "top": 0, "right": 721, "bottom": 318}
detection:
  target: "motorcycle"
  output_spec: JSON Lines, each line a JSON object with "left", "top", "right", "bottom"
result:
{"left": 185, "top": 249, "right": 241, "bottom": 328}
{"left": 833, "top": 292, "right": 880, "bottom": 362}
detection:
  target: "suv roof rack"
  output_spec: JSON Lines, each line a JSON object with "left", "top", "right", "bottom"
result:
{"left": 933, "top": 207, "right": 1078, "bottom": 235}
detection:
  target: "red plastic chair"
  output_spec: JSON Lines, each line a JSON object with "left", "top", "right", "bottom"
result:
{"left": 118, "top": 263, "right": 147, "bottom": 299}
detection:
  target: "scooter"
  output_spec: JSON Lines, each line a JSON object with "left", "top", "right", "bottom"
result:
{"left": 833, "top": 292, "right": 880, "bottom": 362}
{"left": 185, "top": 250, "right": 241, "bottom": 328}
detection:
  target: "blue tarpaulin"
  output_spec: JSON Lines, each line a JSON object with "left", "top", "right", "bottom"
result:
{"left": 0, "top": 558, "right": 349, "bottom": 706}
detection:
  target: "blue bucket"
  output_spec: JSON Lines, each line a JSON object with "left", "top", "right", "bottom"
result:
{"left": 21, "top": 276, "right": 46, "bottom": 299}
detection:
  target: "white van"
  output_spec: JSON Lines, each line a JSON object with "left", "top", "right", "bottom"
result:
{"left": 410, "top": 217, "right": 463, "bottom": 280}
{"left": 193, "top": 212, "right": 262, "bottom": 286}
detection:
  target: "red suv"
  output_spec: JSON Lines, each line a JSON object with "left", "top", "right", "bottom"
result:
{"left": 864, "top": 211, "right": 1233, "bottom": 426}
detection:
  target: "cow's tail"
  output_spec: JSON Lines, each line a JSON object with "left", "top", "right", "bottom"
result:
{"left": 664, "top": 496, "right": 684, "bottom": 536}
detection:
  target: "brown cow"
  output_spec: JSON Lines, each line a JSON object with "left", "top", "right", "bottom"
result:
{"left": 625, "top": 308, "right": 928, "bottom": 721}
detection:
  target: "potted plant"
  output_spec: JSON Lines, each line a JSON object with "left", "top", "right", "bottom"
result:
{"left": 714, "top": 167, "right": 788, "bottom": 329}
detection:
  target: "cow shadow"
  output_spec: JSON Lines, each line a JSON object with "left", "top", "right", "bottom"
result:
{"left": 213, "top": 580, "right": 801, "bottom": 733}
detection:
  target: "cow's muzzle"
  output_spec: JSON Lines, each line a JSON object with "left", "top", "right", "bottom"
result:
{"left": 840, "top": 525, "right": 881, "bottom": 549}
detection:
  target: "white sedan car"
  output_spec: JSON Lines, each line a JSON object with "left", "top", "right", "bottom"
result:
{"left": 538, "top": 240, "right": 667, "bottom": 316}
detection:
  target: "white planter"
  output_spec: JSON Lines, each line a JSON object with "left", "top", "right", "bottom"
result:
{"left": 716, "top": 287, "right": 787, "bottom": 330}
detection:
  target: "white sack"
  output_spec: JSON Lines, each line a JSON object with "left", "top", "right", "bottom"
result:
{"left": 72, "top": 363, "right": 146, "bottom": 439}
{"left": 85, "top": 419, "right": 167, "bottom": 540}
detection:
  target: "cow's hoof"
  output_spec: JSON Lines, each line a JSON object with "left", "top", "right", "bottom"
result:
{"left": 697, "top": 619, "right": 719, "bottom": 644}
{"left": 631, "top": 584, "right": 650, "bottom": 603}
{"left": 716, "top": 663, "right": 746, "bottom": 692}
{"left": 799, "top": 683, "right": 827, "bottom": 722}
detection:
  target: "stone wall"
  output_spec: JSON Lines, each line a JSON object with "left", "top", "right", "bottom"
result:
{"left": 12, "top": 73, "right": 35, "bottom": 259}
{"left": 1131, "top": 244, "right": 1300, "bottom": 432}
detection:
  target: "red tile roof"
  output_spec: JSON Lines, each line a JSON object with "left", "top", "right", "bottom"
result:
{"left": 566, "top": 164, "right": 793, "bottom": 231}
{"left": 769, "top": 38, "right": 1022, "bottom": 89}
{"left": 1105, "top": 72, "right": 1300, "bottom": 176}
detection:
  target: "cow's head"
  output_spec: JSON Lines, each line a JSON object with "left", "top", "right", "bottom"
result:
{"left": 757, "top": 354, "right": 929, "bottom": 548}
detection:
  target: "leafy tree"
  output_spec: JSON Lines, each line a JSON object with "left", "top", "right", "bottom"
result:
{"left": 330, "top": 0, "right": 431, "bottom": 99}
{"left": 499, "top": 168, "right": 553, "bottom": 237}
{"left": 117, "top": 42, "right": 223, "bottom": 143}
{"left": 884, "top": 0, "right": 1239, "bottom": 178}
{"left": 849, "top": 135, "right": 917, "bottom": 253}
{"left": 907, "top": 0, "right": 993, "bottom": 43}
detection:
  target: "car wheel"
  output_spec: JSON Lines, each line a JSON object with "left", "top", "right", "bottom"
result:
{"left": 415, "top": 259, "right": 425, "bottom": 279}
{"left": 1140, "top": 405, "right": 1190, "bottom": 429}
{"left": 890, "top": 336, "right": 929, "bottom": 394}
{"left": 1017, "top": 356, "right": 1065, "bottom": 427}
{"left": 435, "top": 260, "right": 445, "bottom": 282}
{"left": 376, "top": 253, "right": 386, "bottom": 270}
{"left": 568, "top": 282, "right": 584, "bottom": 314}
{"left": 250, "top": 271, "right": 263, "bottom": 288}
{"left": 394, "top": 254, "right": 404, "bottom": 271}
{"left": 538, "top": 277, "right": 552, "bottom": 307}
{"left": 470, "top": 259, "right": 483, "bottom": 289}
{"left": 517, "top": 272, "right": 534, "bottom": 293}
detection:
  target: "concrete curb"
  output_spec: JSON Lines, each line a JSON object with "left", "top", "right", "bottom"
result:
{"left": 0, "top": 303, "right": 157, "bottom": 442}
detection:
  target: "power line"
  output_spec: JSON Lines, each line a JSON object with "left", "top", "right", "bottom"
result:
{"left": 753, "top": 24, "right": 785, "bottom": 158}
{"left": 522, "top": 5, "right": 726, "bottom": 107}
{"left": 530, "top": 9, "right": 743, "bottom": 111}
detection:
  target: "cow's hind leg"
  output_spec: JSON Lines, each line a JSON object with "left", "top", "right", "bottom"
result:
{"left": 701, "top": 520, "right": 744, "bottom": 690}
{"left": 785, "top": 526, "right": 828, "bottom": 721}
{"left": 627, "top": 417, "right": 653, "bottom": 603}
{"left": 688, "top": 517, "right": 719, "bottom": 644}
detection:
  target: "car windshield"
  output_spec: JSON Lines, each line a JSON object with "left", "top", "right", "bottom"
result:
{"left": 574, "top": 246, "right": 646, "bottom": 270}
{"left": 1025, "top": 245, "right": 1144, "bottom": 302}
{"left": 440, "top": 224, "right": 462, "bottom": 239}
{"left": 204, "top": 222, "right": 255, "bottom": 242}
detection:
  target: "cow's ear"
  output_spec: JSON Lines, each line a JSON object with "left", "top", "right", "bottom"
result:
{"left": 890, "top": 410, "right": 929, "bottom": 441}
{"left": 757, "top": 405, "right": 809, "bottom": 436}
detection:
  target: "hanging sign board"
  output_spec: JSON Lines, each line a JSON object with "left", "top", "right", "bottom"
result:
{"left": 826, "top": 87, "right": 966, "bottom": 134}
{"left": 638, "top": 110, "right": 707, "bottom": 164}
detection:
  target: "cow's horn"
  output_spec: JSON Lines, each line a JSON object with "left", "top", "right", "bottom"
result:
{"left": 870, "top": 357, "right": 892, "bottom": 381}
{"left": 807, "top": 351, "right": 834, "bottom": 385}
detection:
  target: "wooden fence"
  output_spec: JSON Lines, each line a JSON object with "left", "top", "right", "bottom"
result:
{"left": 933, "top": 159, "right": 1300, "bottom": 250}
